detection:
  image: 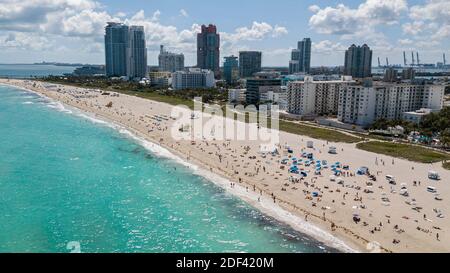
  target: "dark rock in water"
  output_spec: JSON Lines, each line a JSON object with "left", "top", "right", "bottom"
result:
{"left": 145, "top": 154, "right": 153, "bottom": 159}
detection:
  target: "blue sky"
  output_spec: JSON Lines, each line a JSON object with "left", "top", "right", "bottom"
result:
{"left": 0, "top": 0, "right": 449, "bottom": 66}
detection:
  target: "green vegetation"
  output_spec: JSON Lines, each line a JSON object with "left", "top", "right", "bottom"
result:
{"left": 278, "top": 120, "right": 361, "bottom": 143}
{"left": 42, "top": 76, "right": 227, "bottom": 108}
{"left": 112, "top": 89, "right": 195, "bottom": 109}
{"left": 443, "top": 161, "right": 450, "bottom": 170}
{"left": 370, "top": 107, "right": 450, "bottom": 147}
{"left": 356, "top": 141, "right": 450, "bottom": 163}
{"left": 420, "top": 107, "right": 450, "bottom": 146}
{"left": 353, "top": 133, "right": 390, "bottom": 141}
{"left": 370, "top": 118, "right": 419, "bottom": 134}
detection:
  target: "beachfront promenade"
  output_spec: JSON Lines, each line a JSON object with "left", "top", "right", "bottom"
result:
{"left": 2, "top": 78, "right": 449, "bottom": 253}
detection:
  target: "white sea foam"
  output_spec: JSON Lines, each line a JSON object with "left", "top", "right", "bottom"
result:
{"left": 46, "top": 101, "right": 73, "bottom": 114}
{"left": 103, "top": 120, "right": 358, "bottom": 252}
{"left": 22, "top": 101, "right": 34, "bottom": 105}
{"left": 8, "top": 83, "right": 358, "bottom": 253}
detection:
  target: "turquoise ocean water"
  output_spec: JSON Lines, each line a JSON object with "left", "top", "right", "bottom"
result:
{"left": 0, "top": 84, "right": 338, "bottom": 253}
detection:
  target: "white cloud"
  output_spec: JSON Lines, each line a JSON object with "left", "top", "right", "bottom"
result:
{"left": 309, "top": 0, "right": 408, "bottom": 35}
{"left": 115, "top": 12, "right": 126, "bottom": 18}
{"left": 402, "top": 21, "right": 426, "bottom": 36}
{"left": 272, "top": 25, "right": 288, "bottom": 37}
{"left": 312, "top": 40, "right": 346, "bottom": 54}
{"left": 398, "top": 38, "right": 413, "bottom": 46}
{"left": 179, "top": 9, "right": 189, "bottom": 18}
{"left": 0, "top": 0, "right": 288, "bottom": 62}
{"left": 222, "top": 21, "right": 288, "bottom": 44}
{"left": 0, "top": 0, "right": 101, "bottom": 32}
{"left": 150, "top": 10, "right": 161, "bottom": 21}
{"left": 405, "top": 0, "right": 450, "bottom": 41}
{"left": 409, "top": 0, "right": 450, "bottom": 23}
{"left": 0, "top": 32, "right": 53, "bottom": 51}
{"left": 308, "top": 5, "right": 320, "bottom": 13}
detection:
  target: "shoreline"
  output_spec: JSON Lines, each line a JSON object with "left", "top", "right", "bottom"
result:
{"left": 2, "top": 79, "right": 449, "bottom": 253}
{"left": 0, "top": 81, "right": 360, "bottom": 253}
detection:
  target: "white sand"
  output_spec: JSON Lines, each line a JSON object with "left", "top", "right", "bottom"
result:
{"left": 2, "top": 78, "right": 449, "bottom": 253}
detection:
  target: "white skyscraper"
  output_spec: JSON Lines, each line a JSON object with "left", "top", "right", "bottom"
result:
{"left": 158, "top": 45, "right": 184, "bottom": 73}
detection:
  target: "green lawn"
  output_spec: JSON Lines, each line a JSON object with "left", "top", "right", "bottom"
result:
{"left": 356, "top": 141, "right": 450, "bottom": 163}
{"left": 278, "top": 120, "right": 361, "bottom": 143}
{"left": 113, "top": 90, "right": 195, "bottom": 109}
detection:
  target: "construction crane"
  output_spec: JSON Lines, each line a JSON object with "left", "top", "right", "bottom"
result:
{"left": 403, "top": 51, "right": 407, "bottom": 66}
{"left": 444, "top": 53, "right": 447, "bottom": 66}
{"left": 411, "top": 52, "right": 415, "bottom": 66}
{"left": 386, "top": 57, "right": 389, "bottom": 67}
{"left": 378, "top": 57, "right": 381, "bottom": 67}
{"left": 416, "top": 52, "right": 420, "bottom": 66}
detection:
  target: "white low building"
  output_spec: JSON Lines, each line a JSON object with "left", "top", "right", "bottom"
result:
{"left": 228, "top": 89, "right": 246, "bottom": 103}
{"left": 172, "top": 68, "right": 215, "bottom": 90}
{"left": 259, "top": 86, "right": 288, "bottom": 110}
{"left": 402, "top": 108, "right": 439, "bottom": 124}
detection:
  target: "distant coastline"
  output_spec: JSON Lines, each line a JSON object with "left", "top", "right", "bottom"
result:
{"left": 0, "top": 63, "right": 87, "bottom": 67}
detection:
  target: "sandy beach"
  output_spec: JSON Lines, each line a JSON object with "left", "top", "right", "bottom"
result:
{"left": 2, "top": 78, "right": 449, "bottom": 253}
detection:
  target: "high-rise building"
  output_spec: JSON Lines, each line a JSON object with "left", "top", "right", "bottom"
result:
{"left": 197, "top": 24, "right": 220, "bottom": 78}
{"left": 344, "top": 44, "right": 372, "bottom": 78}
{"left": 105, "top": 23, "right": 147, "bottom": 79}
{"left": 383, "top": 68, "right": 398, "bottom": 82}
{"left": 337, "top": 82, "right": 445, "bottom": 126}
{"left": 298, "top": 38, "right": 312, "bottom": 73}
{"left": 158, "top": 45, "right": 184, "bottom": 73}
{"left": 402, "top": 68, "right": 415, "bottom": 80}
{"left": 287, "top": 76, "right": 355, "bottom": 116}
{"left": 172, "top": 68, "right": 215, "bottom": 90}
{"left": 289, "top": 60, "right": 300, "bottom": 75}
{"left": 245, "top": 73, "right": 281, "bottom": 105}
{"left": 239, "top": 51, "right": 262, "bottom": 78}
{"left": 289, "top": 38, "right": 311, "bottom": 74}
{"left": 105, "top": 22, "right": 129, "bottom": 77}
{"left": 223, "top": 56, "right": 239, "bottom": 85}
{"left": 127, "top": 26, "right": 147, "bottom": 79}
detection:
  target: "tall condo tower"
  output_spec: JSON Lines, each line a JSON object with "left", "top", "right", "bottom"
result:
{"left": 289, "top": 38, "right": 311, "bottom": 74}
{"left": 197, "top": 24, "right": 220, "bottom": 78}
{"left": 239, "top": 51, "right": 262, "bottom": 78}
{"left": 344, "top": 44, "right": 372, "bottom": 78}
{"left": 105, "top": 22, "right": 129, "bottom": 77}
{"left": 127, "top": 26, "right": 147, "bottom": 79}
